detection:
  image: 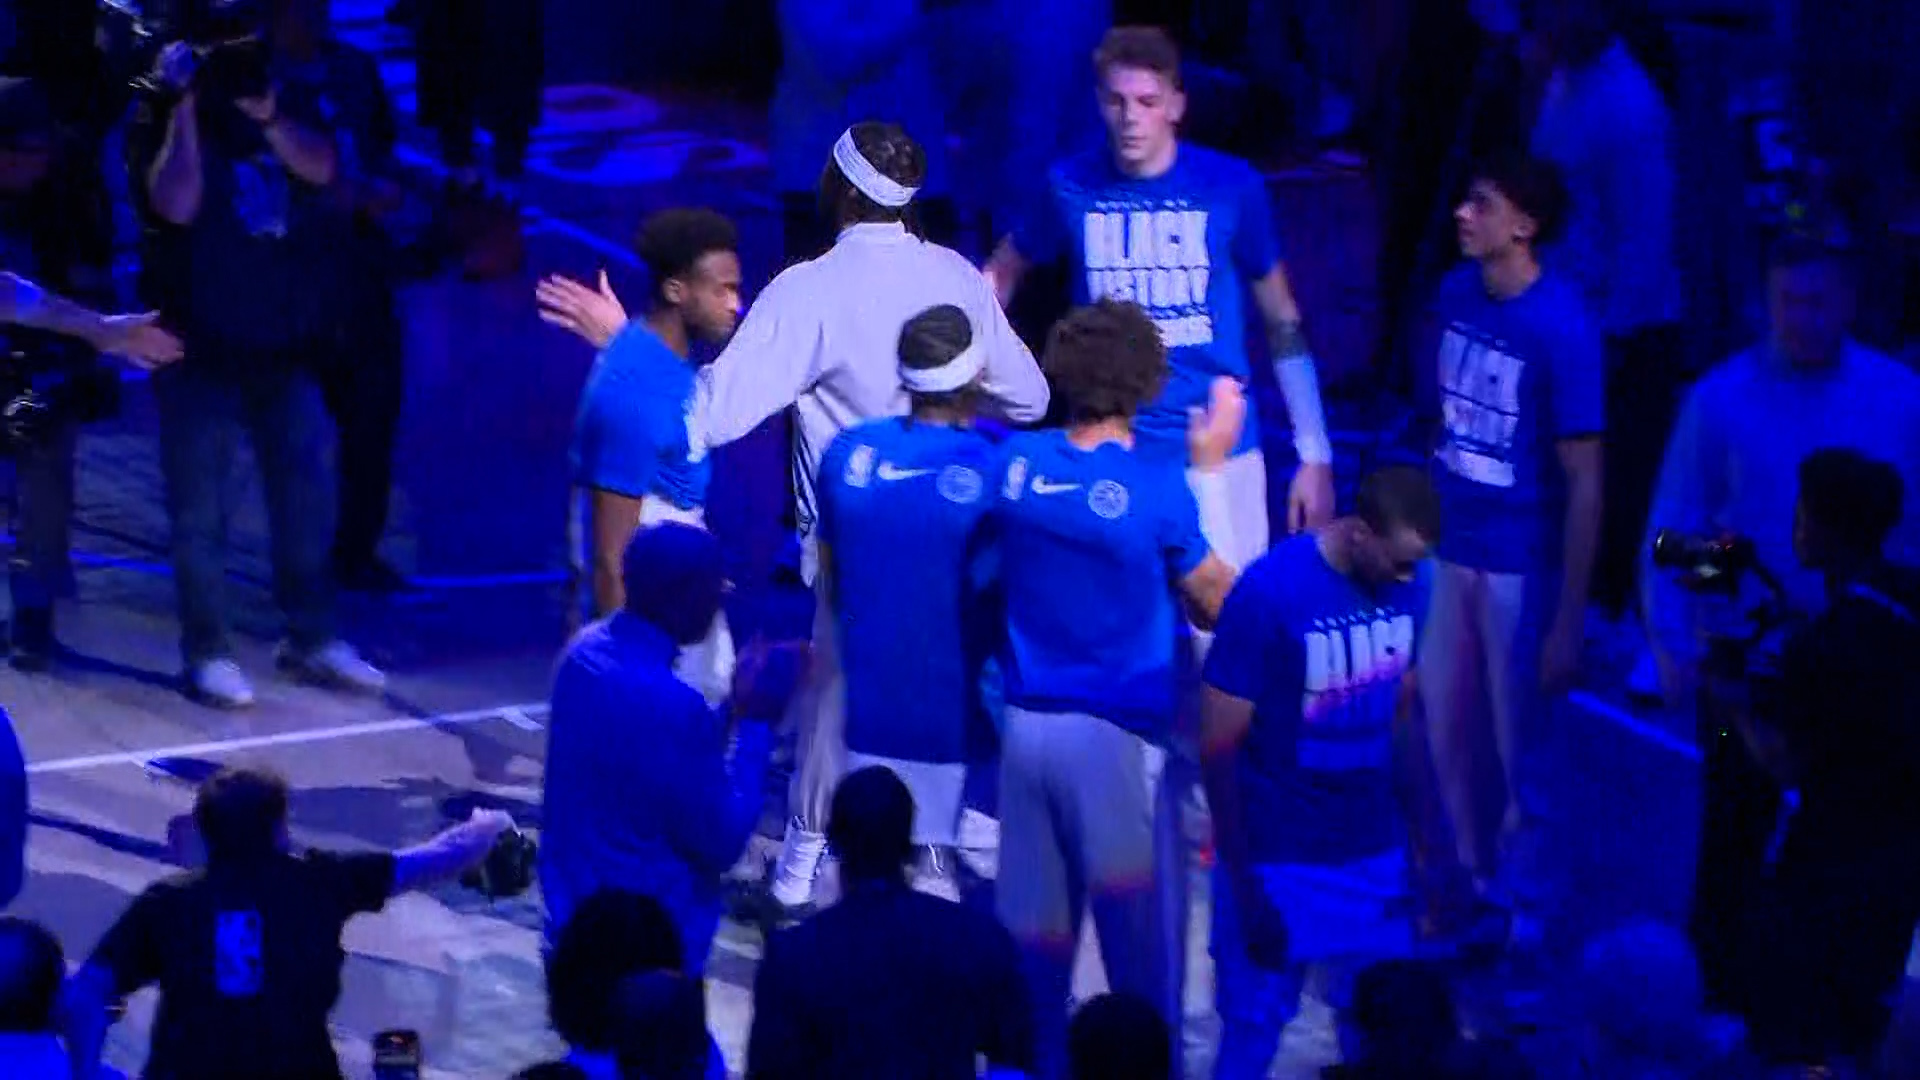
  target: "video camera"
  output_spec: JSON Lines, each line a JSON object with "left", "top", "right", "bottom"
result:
{"left": 1650, "top": 528, "right": 1803, "bottom": 723}
{"left": 0, "top": 340, "right": 123, "bottom": 455}
{"left": 460, "top": 827, "right": 538, "bottom": 900}
{"left": 98, "top": 0, "right": 273, "bottom": 100}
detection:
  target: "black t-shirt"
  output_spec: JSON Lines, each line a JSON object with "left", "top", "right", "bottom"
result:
{"left": 125, "top": 80, "right": 335, "bottom": 363}
{"left": 1775, "top": 563, "right": 1920, "bottom": 862}
{"left": 88, "top": 849, "right": 396, "bottom": 1080}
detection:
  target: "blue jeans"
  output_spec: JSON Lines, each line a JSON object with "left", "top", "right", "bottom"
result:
{"left": 154, "top": 364, "right": 336, "bottom": 668}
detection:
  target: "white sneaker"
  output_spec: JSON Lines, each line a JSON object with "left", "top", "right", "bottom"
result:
{"left": 957, "top": 807, "right": 1000, "bottom": 880}
{"left": 190, "top": 658, "right": 256, "bottom": 709}
{"left": 278, "top": 640, "right": 387, "bottom": 694}
{"left": 770, "top": 822, "right": 827, "bottom": 908}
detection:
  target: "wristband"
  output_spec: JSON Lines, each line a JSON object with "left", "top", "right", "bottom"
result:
{"left": 1274, "top": 354, "right": 1333, "bottom": 466}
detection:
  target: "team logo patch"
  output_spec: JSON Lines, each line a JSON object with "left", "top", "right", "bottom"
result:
{"left": 845, "top": 445, "right": 875, "bottom": 488}
{"left": 937, "top": 465, "right": 983, "bottom": 505}
{"left": 1003, "top": 457, "right": 1029, "bottom": 501}
{"left": 1088, "top": 479, "right": 1130, "bottom": 520}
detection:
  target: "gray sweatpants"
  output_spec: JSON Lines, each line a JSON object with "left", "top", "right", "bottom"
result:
{"left": 997, "top": 707, "right": 1182, "bottom": 1080}
{"left": 1416, "top": 560, "right": 1554, "bottom": 897}
{"left": 786, "top": 580, "right": 846, "bottom": 832}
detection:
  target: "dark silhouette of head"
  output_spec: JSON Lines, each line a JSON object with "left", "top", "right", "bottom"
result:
{"left": 0, "top": 918, "right": 64, "bottom": 1034}
{"left": 1338, "top": 960, "right": 1462, "bottom": 1071}
{"left": 194, "top": 766, "right": 291, "bottom": 867}
{"left": 547, "top": 889, "right": 686, "bottom": 1054}
{"left": 1794, "top": 446, "right": 1904, "bottom": 570}
{"left": 1043, "top": 300, "right": 1168, "bottom": 425}
{"left": 817, "top": 121, "right": 928, "bottom": 231}
{"left": 1069, "top": 992, "right": 1173, "bottom": 1080}
{"left": 826, "top": 766, "right": 917, "bottom": 885}
{"left": 622, "top": 523, "right": 727, "bottom": 646}
{"left": 613, "top": 970, "right": 711, "bottom": 1080}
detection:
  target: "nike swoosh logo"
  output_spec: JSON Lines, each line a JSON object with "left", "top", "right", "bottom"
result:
{"left": 876, "top": 463, "right": 932, "bottom": 482}
{"left": 1030, "top": 477, "right": 1081, "bottom": 495}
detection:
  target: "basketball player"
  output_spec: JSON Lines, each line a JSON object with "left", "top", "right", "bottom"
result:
{"left": 539, "top": 121, "right": 1051, "bottom": 913}
{"left": 983, "top": 25, "right": 1336, "bottom": 561}
{"left": 991, "top": 299, "right": 1242, "bottom": 1077}
{"left": 559, "top": 207, "right": 742, "bottom": 703}
{"left": 813, "top": 304, "right": 1000, "bottom": 901}
{"left": 1199, "top": 466, "right": 1442, "bottom": 1079}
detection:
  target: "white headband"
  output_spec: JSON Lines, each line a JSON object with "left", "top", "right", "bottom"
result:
{"left": 832, "top": 129, "right": 919, "bottom": 208}
{"left": 901, "top": 343, "right": 984, "bottom": 394}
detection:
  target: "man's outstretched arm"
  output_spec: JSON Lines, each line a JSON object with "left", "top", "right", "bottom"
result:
{"left": 0, "top": 272, "right": 183, "bottom": 368}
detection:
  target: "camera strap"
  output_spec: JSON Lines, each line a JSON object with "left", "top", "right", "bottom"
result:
{"left": 1846, "top": 583, "right": 1917, "bottom": 627}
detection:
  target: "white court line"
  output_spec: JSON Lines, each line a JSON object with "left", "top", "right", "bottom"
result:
{"left": 27, "top": 701, "right": 550, "bottom": 776}
{"left": 1567, "top": 690, "right": 1703, "bottom": 763}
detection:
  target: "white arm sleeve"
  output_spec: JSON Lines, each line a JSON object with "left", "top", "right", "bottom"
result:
{"left": 1275, "top": 353, "right": 1333, "bottom": 466}
{"left": 696, "top": 267, "right": 826, "bottom": 449}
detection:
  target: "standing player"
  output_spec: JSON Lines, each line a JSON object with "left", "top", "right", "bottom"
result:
{"left": 555, "top": 207, "right": 743, "bottom": 703}
{"left": 814, "top": 304, "right": 1000, "bottom": 901}
{"left": 538, "top": 121, "right": 1051, "bottom": 914}
{"left": 992, "top": 299, "right": 1242, "bottom": 1077}
{"left": 1418, "top": 154, "right": 1603, "bottom": 933}
{"left": 983, "top": 25, "right": 1336, "bottom": 557}
{"left": 1198, "top": 466, "right": 1442, "bottom": 1079}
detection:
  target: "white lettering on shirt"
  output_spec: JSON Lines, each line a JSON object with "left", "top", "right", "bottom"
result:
{"left": 1299, "top": 610, "right": 1415, "bottom": 771}
{"left": 1436, "top": 325, "right": 1525, "bottom": 489}
{"left": 1081, "top": 208, "right": 1215, "bottom": 350}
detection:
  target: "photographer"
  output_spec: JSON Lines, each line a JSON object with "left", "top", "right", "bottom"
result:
{"left": 60, "top": 765, "right": 517, "bottom": 1080}
{"left": 1722, "top": 448, "right": 1920, "bottom": 1069}
{"left": 1, "top": 77, "right": 183, "bottom": 670}
{"left": 268, "top": 0, "right": 411, "bottom": 592}
{"left": 1641, "top": 235, "right": 1920, "bottom": 1006}
{"left": 127, "top": 3, "right": 384, "bottom": 706}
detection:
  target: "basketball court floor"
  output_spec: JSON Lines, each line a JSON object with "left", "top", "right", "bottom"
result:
{"left": 2, "top": 7, "right": 1716, "bottom": 1075}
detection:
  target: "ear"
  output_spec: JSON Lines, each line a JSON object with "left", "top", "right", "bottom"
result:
{"left": 1168, "top": 87, "right": 1188, "bottom": 126}
{"left": 662, "top": 277, "right": 688, "bottom": 306}
{"left": 1514, "top": 212, "right": 1539, "bottom": 245}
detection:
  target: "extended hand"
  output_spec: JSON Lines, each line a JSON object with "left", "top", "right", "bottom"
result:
{"left": 1287, "top": 462, "right": 1334, "bottom": 533}
{"left": 1187, "top": 377, "right": 1247, "bottom": 471}
{"left": 92, "top": 312, "right": 184, "bottom": 369}
{"left": 154, "top": 41, "right": 197, "bottom": 94}
{"left": 536, "top": 269, "right": 630, "bottom": 350}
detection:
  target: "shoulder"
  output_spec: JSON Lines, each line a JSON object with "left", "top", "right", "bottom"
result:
{"left": 1848, "top": 342, "right": 1920, "bottom": 394}
{"left": 1532, "top": 273, "right": 1597, "bottom": 328}
{"left": 1432, "top": 264, "right": 1482, "bottom": 310}
{"left": 1185, "top": 144, "right": 1263, "bottom": 188}
{"left": 1688, "top": 347, "right": 1766, "bottom": 405}
{"left": 1048, "top": 149, "right": 1112, "bottom": 194}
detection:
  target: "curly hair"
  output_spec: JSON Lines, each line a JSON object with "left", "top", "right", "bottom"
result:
{"left": 633, "top": 207, "right": 737, "bottom": 307}
{"left": 1471, "top": 153, "right": 1571, "bottom": 249}
{"left": 818, "top": 120, "right": 928, "bottom": 229}
{"left": 1042, "top": 300, "right": 1167, "bottom": 425}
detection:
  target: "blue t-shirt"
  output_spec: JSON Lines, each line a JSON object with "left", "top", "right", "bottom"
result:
{"left": 1013, "top": 145, "right": 1282, "bottom": 459}
{"left": 1203, "top": 534, "right": 1433, "bottom": 866}
{"left": 1425, "top": 266, "right": 1604, "bottom": 573}
{"left": 991, "top": 430, "right": 1209, "bottom": 741}
{"left": 570, "top": 322, "right": 709, "bottom": 510}
{"left": 819, "top": 418, "right": 1000, "bottom": 765}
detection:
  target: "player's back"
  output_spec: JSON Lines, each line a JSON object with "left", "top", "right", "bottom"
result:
{"left": 991, "top": 430, "right": 1207, "bottom": 740}
{"left": 820, "top": 417, "right": 999, "bottom": 764}
{"left": 773, "top": 227, "right": 1034, "bottom": 543}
